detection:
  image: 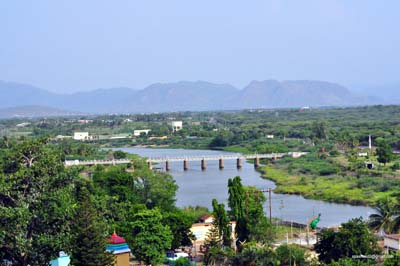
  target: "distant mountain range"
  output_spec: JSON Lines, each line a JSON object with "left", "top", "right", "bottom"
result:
{"left": 0, "top": 79, "right": 392, "bottom": 118}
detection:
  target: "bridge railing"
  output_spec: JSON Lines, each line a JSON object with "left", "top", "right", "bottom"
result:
{"left": 64, "top": 152, "right": 308, "bottom": 166}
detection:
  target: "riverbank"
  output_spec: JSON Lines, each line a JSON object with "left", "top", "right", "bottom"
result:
{"left": 260, "top": 165, "right": 392, "bottom": 206}
{"left": 118, "top": 147, "right": 375, "bottom": 227}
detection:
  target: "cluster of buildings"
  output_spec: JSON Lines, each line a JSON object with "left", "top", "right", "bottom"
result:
{"left": 56, "top": 121, "right": 184, "bottom": 142}
{"left": 49, "top": 214, "right": 227, "bottom": 266}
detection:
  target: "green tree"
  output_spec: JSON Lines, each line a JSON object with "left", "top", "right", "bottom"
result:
{"left": 203, "top": 200, "right": 234, "bottom": 266}
{"left": 228, "top": 176, "right": 248, "bottom": 245}
{"left": 275, "top": 244, "right": 306, "bottom": 266}
{"left": 212, "top": 199, "right": 231, "bottom": 247}
{"left": 113, "top": 150, "right": 127, "bottom": 159}
{"left": 231, "top": 241, "right": 276, "bottom": 266}
{"left": 0, "top": 139, "right": 76, "bottom": 266}
{"left": 376, "top": 138, "right": 393, "bottom": 165}
{"left": 330, "top": 258, "right": 377, "bottom": 266}
{"left": 312, "top": 121, "right": 328, "bottom": 140}
{"left": 209, "top": 131, "right": 234, "bottom": 147}
{"left": 204, "top": 221, "right": 222, "bottom": 249}
{"left": 228, "top": 176, "right": 245, "bottom": 221}
{"left": 315, "top": 218, "right": 381, "bottom": 264}
{"left": 228, "top": 177, "right": 272, "bottom": 245}
{"left": 92, "top": 165, "right": 178, "bottom": 211}
{"left": 70, "top": 181, "right": 114, "bottom": 266}
{"left": 122, "top": 208, "right": 173, "bottom": 265}
{"left": 162, "top": 210, "right": 194, "bottom": 250}
{"left": 383, "top": 253, "right": 400, "bottom": 266}
{"left": 368, "top": 197, "right": 399, "bottom": 234}
{"left": 243, "top": 186, "right": 272, "bottom": 244}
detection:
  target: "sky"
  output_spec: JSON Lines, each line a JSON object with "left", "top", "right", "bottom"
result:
{"left": 0, "top": 0, "right": 399, "bottom": 93}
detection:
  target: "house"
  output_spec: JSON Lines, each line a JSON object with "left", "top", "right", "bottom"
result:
{"left": 358, "top": 152, "right": 368, "bottom": 157}
{"left": 266, "top": 135, "right": 274, "bottom": 139}
{"left": 73, "top": 132, "right": 89, "bottom": 141}
{"left": 170, "top": 121, "right": 183, "bottom": 132}
{"left": 384, "top": 234, "right": 400, "bottom": 252}
{"left": 190, "top": 215, "right": 236, "bottom": 253}
{"left": 199, "top": 214, "right": 214, "bottom": 223}
{"left": 16, "top": 122, "right": 31, "bottom": 127}
{"left": 133, "top": 129, "right": 151, "bottom": 136}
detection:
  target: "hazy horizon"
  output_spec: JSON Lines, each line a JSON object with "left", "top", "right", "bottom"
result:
{"left": 1, "top": 1, "right": 399, "bottom": 93}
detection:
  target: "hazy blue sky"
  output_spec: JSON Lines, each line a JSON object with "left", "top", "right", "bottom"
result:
{"left": 1, "top": 1, "right": 399, "bottom": 93}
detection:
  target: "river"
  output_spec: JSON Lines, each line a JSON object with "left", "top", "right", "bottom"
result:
{"left": 118, "top": 147, "right": 375, "bottom": 227}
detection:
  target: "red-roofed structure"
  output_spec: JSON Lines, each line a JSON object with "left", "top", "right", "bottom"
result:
{"left": 108, "top": 232, "right": 127, "bottom": 245}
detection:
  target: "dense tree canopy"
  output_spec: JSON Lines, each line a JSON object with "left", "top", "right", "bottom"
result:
{"left": 0, "top": 139, "right": 76, "bottom": 265}
{"left": 315, "top": 218, "right": 381, "bottom": 264}
{"left": 121, "top": 208, "right": 173, "bottom": 265}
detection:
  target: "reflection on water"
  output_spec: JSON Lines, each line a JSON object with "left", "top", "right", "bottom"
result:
{"left": 118, "top": 147, "right": 375, "bottom": 227}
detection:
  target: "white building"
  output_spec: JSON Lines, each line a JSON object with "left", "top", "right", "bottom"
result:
{"left": 133, "top": 129, "right": 151, "bottom": 136}
{"left": 73, "top": 132, "right": 89, "bottom": 141}
{"left": 16, "top": 122, "right": 31, "bottom": 127}
{"left": 170, "top": 121, "right": 183, "bottom": 132}
{"left": 384, "top": 234, "right": 400, "bottom": 252}
{"left": 190, "top": 214, "right": 237, "bottom": 252}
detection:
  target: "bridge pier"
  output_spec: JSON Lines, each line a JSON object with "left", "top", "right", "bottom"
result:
{"left": 183, "top": 160, "right": 189, "bottom": 171}
{"left": 201, "top": 159, "right": 206, "bottom": 170}
{"left": 219, "top": 158, "right": 224, "bottom": 169}
{"left": 254, "top": 157, "right": 260, "bottom": 168}
{"left": 165, "top": 160, "right": 170, "bottom": 171}
{"left": 237, "top": 158, "right": 242, "bottom": 169}
{"left": 148, "top": 161, "right": 152, "bottom": 170}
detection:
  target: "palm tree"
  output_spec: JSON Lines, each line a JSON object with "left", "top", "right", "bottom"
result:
{"left": 391, "top": 193, "right": 400, "bottom": 233}
{"left": 368, "top": 197, "right": 400, "bottom": 234}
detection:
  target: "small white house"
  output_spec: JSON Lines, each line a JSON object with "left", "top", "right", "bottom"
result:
{"left": 170, "top": 121, "right": 183, "bottom": 132}
{"left": 16, "top": 122, "right": 31, "bottom": 127}
{"left": 266, "top": 135, "right": 274, "bottom": 139}
{"left": 73, "top": 132, "right": 89, "bottom": 141}
{"left": 384, "top": 234, "right": 400, "bottom": 252}
{"left": 133, "top": 129, "right": 151, "bottom": 136}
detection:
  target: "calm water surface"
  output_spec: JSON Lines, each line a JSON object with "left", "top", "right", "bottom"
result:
{"left": 118, "top": 147, "right": 375, "bottom": 227}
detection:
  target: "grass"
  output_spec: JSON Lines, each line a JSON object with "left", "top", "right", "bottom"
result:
{"left": 273, "top": 224, "right": 307, "bottom": 241}
{"left": 262, "top": 164, "right": 396, "bottom": 206}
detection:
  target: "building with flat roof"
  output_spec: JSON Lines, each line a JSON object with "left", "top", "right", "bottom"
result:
{"left": 73, "top": 132, "right": 89, "bottom": 141}
{"left": 171, "top": 121, "right": 183, "bottom": 132}
{"left": 133, "top": 129, "right": 151, "bottom": 136}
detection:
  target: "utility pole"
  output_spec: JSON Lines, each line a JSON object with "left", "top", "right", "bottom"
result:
{"left": 269, "top": 188, "right": 272, "bottom": 224}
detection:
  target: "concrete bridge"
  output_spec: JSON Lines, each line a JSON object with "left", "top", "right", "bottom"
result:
{"left": 64, "top": 152, "right": 307, "bottom": 171}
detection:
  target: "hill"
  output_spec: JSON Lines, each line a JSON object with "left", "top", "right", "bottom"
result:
{"left": 0, "top": 80, "right": 383, "bottom": 115}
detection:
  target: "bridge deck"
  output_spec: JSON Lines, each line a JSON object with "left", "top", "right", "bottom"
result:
{"left": 147, "top": 153, "right": 287, "bottom": 163}
{"left": 64, "top": 152, "right": 307, "bottom": 166}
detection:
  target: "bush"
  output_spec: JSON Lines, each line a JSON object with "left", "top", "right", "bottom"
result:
{"left": 391, "top": 162, "right": 400, "bottom": 171}
{"left": 276, "top": 244, "right": 306, "bottom": 266}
